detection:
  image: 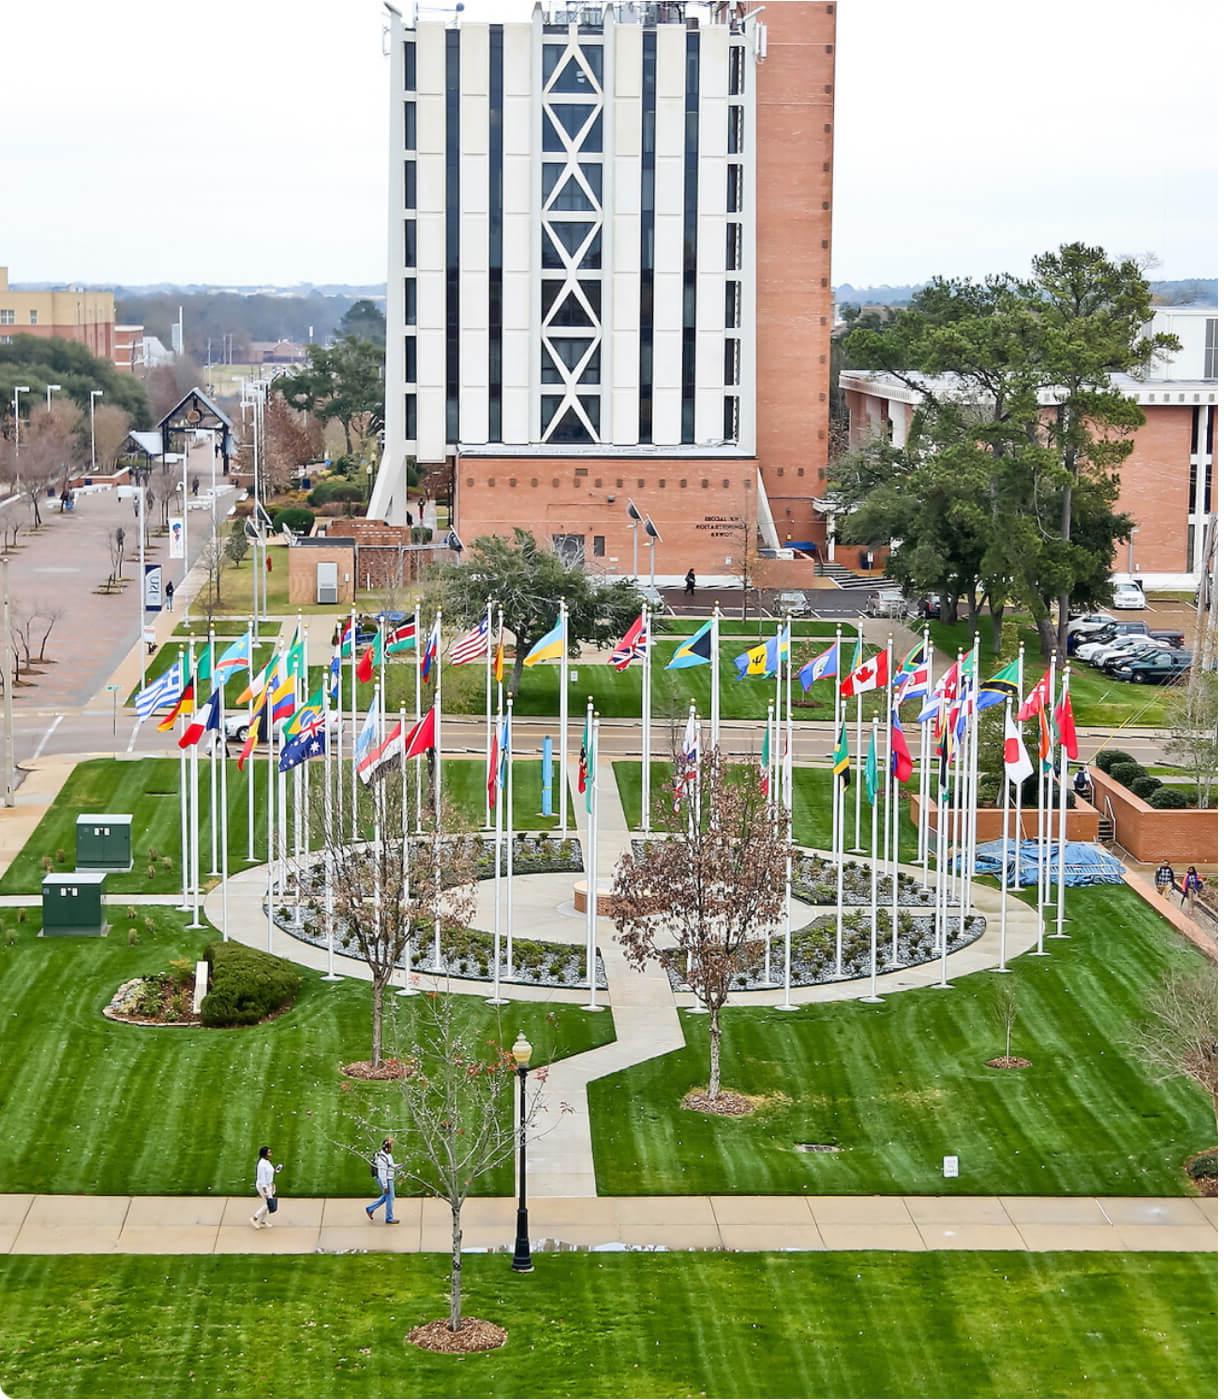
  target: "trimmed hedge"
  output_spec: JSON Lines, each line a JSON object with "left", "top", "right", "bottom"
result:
{"left": 200, "top": 941, "right": 303, "bottom": 1027}
{"left": 272, "top": 507, "right": 315, "bottom": 536}
{"left": 307, "top": 480, "right": 365, "bottom": 508}
{"left": 1149, "top": 786, "right": 1191, "bottom": 810}
{"left": 1130, "top": 775, "right": 1162, "bottom": 800}
{"left": 1095, "top": 749, "right": 1137, "bottom": 774}
{"left": 1109, "top": 762, "right": 1147, "bottom": 790}
{"left": 1188, "top": 1151, "right": 1218, "bottom": 1181}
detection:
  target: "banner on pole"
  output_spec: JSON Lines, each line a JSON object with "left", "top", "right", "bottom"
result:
{"left": 144, "top": 563, "right": 163, "bottom": 613}
{"left": 168, "top": 518, "right": 185, "bottom": 559}
{"left": 541, "top": 736, "right": 554, "bottom": 816}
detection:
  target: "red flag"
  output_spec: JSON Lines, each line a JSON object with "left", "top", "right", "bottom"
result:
{"left": 1054, "top": 683, "right": 1078, "bottom": 759}
{"left": 1017, "top": 664, "right": 1053, "bottom": 722}
{"left": 356, "top": 644, "right": 374, "bottom": 685}
{"left": 178, "top": 690, "right": 220, "bottom": 750}
{"left": 486, "top": 723, "right": 500, "bottom": 810}
{"left": 403, "top": 706, "right": 436, "bottom": 760}
{"left": 839, "top": 649, "right": 889, "bottom": 698}
{"left": 890, "top": 711, "right": 914, "bottom": 783}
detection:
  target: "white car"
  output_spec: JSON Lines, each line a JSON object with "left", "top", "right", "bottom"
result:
{"left": 1089, "top": 637, "right": 1172, "bottom": 670}
{"left": 1111, "top": 580, "right": 1146, "bottom": 610}
{"left": 1076, "top": 632, "right": 1155, "bottom": 666}
{"left": 776, "top": 589, "right": 811, "bottom": 616}
{"left": 1066, "top": 612, "right": 1115, "bottom": 638}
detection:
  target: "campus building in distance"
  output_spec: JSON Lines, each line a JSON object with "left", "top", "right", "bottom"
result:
{"left": 0, "top": 266, "right": 115, "bottom": 362}
{"left": 370, "top": 0, "right": 837, "bottom": 582}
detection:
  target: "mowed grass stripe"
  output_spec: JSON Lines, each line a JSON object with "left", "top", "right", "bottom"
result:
{"left": 588, "top": 886, "right": 1215, "bottom": 1197}
{"left": 0, "top": 1252, "right": 1214, "bottom": 1399}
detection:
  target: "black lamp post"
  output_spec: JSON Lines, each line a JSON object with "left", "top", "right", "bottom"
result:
{"left": 510, "top": 1030, "right": 533, "bottom": 1273}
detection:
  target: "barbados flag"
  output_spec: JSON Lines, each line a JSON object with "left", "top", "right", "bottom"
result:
{"left": 667, "top": 619, "right": 714, "bottom": 670}
{"left": 523, "top": 616, "right": 565, "bottom": 667}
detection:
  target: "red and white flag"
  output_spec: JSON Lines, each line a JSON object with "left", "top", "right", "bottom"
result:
{"left": 403, "top": 706, "right": 436, "bottom": 760}
{"left": 1003, "top": 710, "right": 1034, "bottom": 786}
{"left": 1017, "top": 663, "right": 1054, "bottom": 722}
{"left": 179, "top": 689, "right": 221, "bottom": 750}
{"left": 608, "top": 614, "right": 647, "bottom": 671}
{"left": 839, "top": 649, "right": 888, "bottom": 698}
{"left": 356, "top": 720, "right": 404, "bottom": 786}
{"left": 1054, "top": 679, "right": 1078, "bottom": 759}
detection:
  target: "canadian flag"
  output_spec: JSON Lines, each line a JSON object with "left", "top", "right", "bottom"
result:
{"left": 839, "top": 649, "right": 889, "bottom": 698}
{"left": 1003, "top": 710, "right": 1034, "bottom": 786}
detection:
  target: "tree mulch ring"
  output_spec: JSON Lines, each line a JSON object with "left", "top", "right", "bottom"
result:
{"left": 682, "top": 1087, "right": 757, "bottom": 1117}
{"left": 985, "top": 1056, "right": 1032, "bottom": 1070}
{"left": 342, "top": 1058, "right": 418, "bottom": 1081}
{"left": 1185, "top": 1149, "right": 1218, "bottom": 1197}
{"left": 407, "top": 1318, "right": 507, "bottom": 1354}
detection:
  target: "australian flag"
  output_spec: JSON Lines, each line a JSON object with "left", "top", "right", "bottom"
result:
{"left": 279, "top": 723, "right": 326, "bottom": 773}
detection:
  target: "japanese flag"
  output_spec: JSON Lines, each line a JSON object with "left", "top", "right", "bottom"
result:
{"left": 1003, "top": 710, "right": 1034, "bottom": 787}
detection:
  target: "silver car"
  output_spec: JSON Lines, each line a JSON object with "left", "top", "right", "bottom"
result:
{"left": 777, "top": 589, "right": 811, "bottom": 616}
{"left": 865, "top": 587, "right": 907, "bottom": 619}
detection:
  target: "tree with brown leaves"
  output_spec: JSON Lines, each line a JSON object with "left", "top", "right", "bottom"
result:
{"left": 0, "top": 407, "right": 81, "bottom": 527}
{"left": 609, "top": 748, "right": 790, "bottom": 1104}
{"left": 263, "top": 393, "right": 323, "bottom": 495}
{"left": 1131, "top": 965, "right": 1218, "bottom": 1123}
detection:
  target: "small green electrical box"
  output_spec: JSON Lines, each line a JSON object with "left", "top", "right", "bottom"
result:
{"left": 41, "top": 872, "right": 108, "bottom": 937}
{"left": 75, "top": 814, "right": 133, "bottom": 872}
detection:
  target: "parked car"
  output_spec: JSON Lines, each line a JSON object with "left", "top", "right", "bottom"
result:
{"left": 1117, "top": 650, "right": 1192, "bottom": 684}
{"left": 1100, "top": 643, "right": 1174, "bottom": 677}
{"left": 864, "top": 587, "right": 907, "bottom": 619}
{"left": 1091, "top": 637, "right": 1172, "bottom": 671}
{"left": 914, "top": 592, "right": 952, "bottom": 621}
{"left": 776, "top": 589, "right": 811, "bottom": 616}
{"left": 1070, "top": 620, "right": 1150, "bottom": 658}
{"left": 1066, "top": 611, "right": 1116, "bottom": 638}
{"left": 638, "top": 584, "right": 666, "bottom": 612}
{"left": 1149, "top": 627, "right": 1186, "bottom": 648}
{"left": 1111, "top": 579, "right": 1147, "bottom": 610}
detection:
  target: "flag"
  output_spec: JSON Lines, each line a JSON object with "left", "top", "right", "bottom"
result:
{"left": 494, "top": 634, "right": 505, "bottom": 684}
{"left": 134, "top": 660, "right": 183, "bottom": 720}
{"left": 357, "top": 721, "right": 405, "bottom": 785}
{"left": 1054, "top": 682, "right": 1078, "bottom": 759}
{"left": 935, "top": 660, "right": 960, "bottom": 700}
{"left": 286, "top": 684, "right": 326, "bottom": 737}
{"left": 578, "top": 720, "right": 589, "bottom": 796}
{"left": 353, "top": 698, "right": 380, "bottom": 778}
{"left": 1004, "top": 710, "right": 1034, "bottom": 786}
{"left": 403, "top": 706, "right": 436, "bottom": 760}
{"left": 236, "top": 699, "right": 269, "bottom": 771}
{"left": 215, "top": 634, "right": 252, "bottom": 677}
{"left": 864, "top": 729, "right": 879, "bottom": 807}
{"left": 839, "top": 649, "right": 889, "bottom": 697}
{"left": 667, "top": 619, "right": 713, "bottom": 670}
{"left": 1017, "top": 664, "right": 1054, "bottom": 722}
{"left": 486, "top": 721, "right": 500, "bottom": 810}
{"left": 279, "top": 724, "right": 326, "bottom": 773}
{"left": 672, "top": 712, "right": 700, "bottom": 812}
{"left": 449, "top": 617, "right": 489, "bottom": 665}
{"left": 157, "top": 678, "right": 195, "bottom": 732}
{"left": 523, "top": 616, "right": 564, "bottom": 667}
{"left": 890, "top": 709, "right": 914, "bottom": 783}
{"left": 420, "top": 618, "right": 440, "bottom": 681}
{"left": 759, "top": 727, "right": 770, "bottom": 796}
{"left": 895, "top": 641, "right": 925, "bottom": 675}
{"left": 385, "top": 619, "right": 417, "bottom": 655}
{"left": 1037, "top": 706, "right": 1054, "bottom": 772}
{"left": 895, "top": 665, "right": 930, "bottom": 706}
{"left": 916, "top": 689, "right": 942, "bottom": 723}
{"left": 236, "top": 655, "right": 275, "bottom": 706}
{"left": 338, "top": 617, "right": 357, "bottom": 657}
{"left": 734, "top": 640, "right": 773, "bottom": 679}
{"left": 583, "top": 715, "right": 596, "bottom": 813}
{"left": 356, "top": 643, "right": 375, "bottom": 685}
{"left": 798, "top": 642, "right": 838, "bottom": 692}
{"left": 265, "top": 662, "right": 296, "bottom": 724}
{"left": 977, "top": 659, "right": 1021, "bottom": 711}
{"left": 327, "top": 653, "right": 341, "bottom": 699}
{"left": 178, "top": 689, "right": 221, "bottom": 749}
{"left": 283, "top": 628, "right": 305, "bottom": 681}
{"left": 831, "top": 724, "right": 851, "bottom": 788}
{"left": 609, "top": 615, "right": 648, "bottom": 671}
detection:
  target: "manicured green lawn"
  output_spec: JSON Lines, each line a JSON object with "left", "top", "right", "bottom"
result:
{"left": 589, "top": 886, "right": 1216, "bottom": 1196}
{"left": 0, "top": 757, "right": 572, "bottom": 897}
{"left": 0, "top": 908, "right": 612, "bottom": 1197}
{"left": 0, "top": 1252, "right": 1214, "bottom": 1399}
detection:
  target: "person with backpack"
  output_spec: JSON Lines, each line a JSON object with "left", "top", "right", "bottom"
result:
{"left": 164, "top": 579, "right": 175, "bottom": 612}
{"left": 1180, "top": 866, "right": 1204, "bottom": 912}
{"left": 366, "top": 1137, "right": 400, "bottom": 1224}
{"left": 250, "top": 1145, "right": 281, "bottom": 1229}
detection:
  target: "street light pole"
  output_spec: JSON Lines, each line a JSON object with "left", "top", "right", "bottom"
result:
{"left": 510, "top": 1030, "right": 533, "bottom": 1273}
{"left": 45, "top": 383, "right": 61, "bottom": 412}
{"left": 89, "top": 389, "right": 103, "bottom": 473}
{"left": 2, "top": 559, "right": 15, "bottom": 807}
{"left": 12, "top": 386, "right": 29, "bottom": 459}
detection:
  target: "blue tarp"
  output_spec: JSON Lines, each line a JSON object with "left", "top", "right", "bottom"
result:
{"left": 973, "top": 839, "right": 1126, "bottom": 887}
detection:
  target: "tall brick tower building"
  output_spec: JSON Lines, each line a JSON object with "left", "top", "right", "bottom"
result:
{"left": 371, "top": 1, "right": 836, "bottom": 584}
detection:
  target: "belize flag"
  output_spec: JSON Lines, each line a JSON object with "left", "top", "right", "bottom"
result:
{"left": 798, "top": 641, "right": 838, "bottom": 693}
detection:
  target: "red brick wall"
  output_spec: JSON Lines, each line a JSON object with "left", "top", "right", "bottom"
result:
{"left": 1088, "top": 765, "right": 1217, "bottom": 863}
{"left": 755, "top": 2, "right": 836, "bottom": 550}
{"left": 1113, "top": 406, "right": 1196, "bottom": 575}
{"left": 909, "top": 793, "right": 1099, "bottom": 844}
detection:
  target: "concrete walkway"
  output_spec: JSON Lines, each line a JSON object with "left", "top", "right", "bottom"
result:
{"left": 0, "top": 1192, "right": 1213, "bottom": 1256}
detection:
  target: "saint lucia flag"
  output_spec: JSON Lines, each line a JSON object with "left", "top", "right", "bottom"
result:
{"left": 667, "top": 619, "right": 714, "bottom": 670}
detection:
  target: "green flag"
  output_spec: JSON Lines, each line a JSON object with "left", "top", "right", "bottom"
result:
{"left": 978, "top": 658, "right": 1021, "bottom": 711}
{"left": 284, "top": 626, "right": 305, "bottom": 681}
{"left": 864, "top": 728, "right": 878, "bottom": 807}
{"left": 831, "top": 724, "right": 851, "bottom": 789}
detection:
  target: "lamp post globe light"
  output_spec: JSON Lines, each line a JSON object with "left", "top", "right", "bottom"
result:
{"left": 510, "top": 1030, "right": 533, "bottom": 1274}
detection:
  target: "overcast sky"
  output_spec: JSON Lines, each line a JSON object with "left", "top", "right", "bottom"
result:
{"left": 2, "top": 0, "right": 1217, "bottom": 289}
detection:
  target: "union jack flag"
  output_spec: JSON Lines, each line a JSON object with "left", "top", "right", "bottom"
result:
{"left": 608, "top": 615, "right": 647, "bottom": 671}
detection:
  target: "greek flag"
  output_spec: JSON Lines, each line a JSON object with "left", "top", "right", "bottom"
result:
{"left": 134, "top": 660, "right": 183, "bottom": 720}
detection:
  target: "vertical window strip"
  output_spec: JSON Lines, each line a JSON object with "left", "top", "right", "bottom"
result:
{"left": 638, "top": 32, "right": 657, "bottom": 443}
{"left": 680, "top": 31, "right": 700, "bottom": 444}
{"left": 489, "top": 25, "right": 504, "bottom": 442}
{"left": 445, "top": 31, "right": 460, "bottom": 443}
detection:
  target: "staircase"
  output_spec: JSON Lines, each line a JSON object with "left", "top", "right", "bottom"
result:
{"left": 1097, "top": 813, "right": 1116, "bottom": 847}
{"left": 822, "top": 563, "right": 880, "bottom": 591}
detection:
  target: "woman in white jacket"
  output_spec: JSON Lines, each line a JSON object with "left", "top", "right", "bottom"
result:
{"left": 251, "top": 1146, "right": 280, "bottom": 1229}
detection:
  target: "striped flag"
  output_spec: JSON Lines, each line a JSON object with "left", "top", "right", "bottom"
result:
{"left": 450, "top": 616, "right": 490, "bottom": 666}
{"left": 179, "top": 689, "right": 221, "bottom": 750}
{"left": 608, "top": 615, "right": 647, "bottom": 671}
{"left": 157, "top": 678, "right": 195, "bottom": 732}
{"left": 134, "top": 660, "right": 183, "bottom": 720}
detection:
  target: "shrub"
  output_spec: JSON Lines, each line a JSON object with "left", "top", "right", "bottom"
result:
{"left": 127, "top": 928, "right": 139, "bottom": 945}
{"left": 16, "top": 908, "right": 27, "bottom": 924}
{"left": 1188, "top": 1151, "right": 1218, "bottom": 1181}
{"left": 271, "top": 507, "right": 315, "bottom": 536}
{"left": 1094, "top": 749, "right": 1137, "bottom": 774}
{"left": 1109, "top": 762, "right": 1147, "bottom": 790}
{"left": 1130, "top": 775, "right": 1162, "bottom": 800}
{"left": 1149, "top": 786, "right": 1190, "bottom": 810}
{"left": 200, "top": 941, "right": 302, "bottom": 1027}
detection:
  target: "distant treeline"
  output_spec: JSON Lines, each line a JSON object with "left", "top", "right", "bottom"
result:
{"left": 836, "top": 277, "right": 1217, "bottom": 308}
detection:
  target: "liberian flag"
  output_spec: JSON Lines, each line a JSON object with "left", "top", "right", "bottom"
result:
{"left": 839, "top": 649, "right": 888, "bottom": 697}
{"left": 450, "top": 617, "right": 489, "bottom": 666}
{"left": 179, "top": 689, "right": 221, "bottom": 750}
{"left": 609, "top": 615, "right": 647, "bottom": 671}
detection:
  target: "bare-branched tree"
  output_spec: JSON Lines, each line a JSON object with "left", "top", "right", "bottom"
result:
{"left": 1166, "top": 670, "right": 1217, "bottom": 810}
{"left": 609, "top": 748, "right": 790, "bottom": 1103}
{"left": 92, "top": 403, "right": 132, "bottom": 472}
{"left": 0, "top": 408, "right": 81, "bottom": 527}
{"left": 33, "top": 601, "right": 64, "bottom": 663}
{"left": 1130, "top": 965, "right": 1218, "bottom": 1123}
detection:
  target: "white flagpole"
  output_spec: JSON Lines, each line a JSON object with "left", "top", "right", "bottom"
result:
{"left": 994, "top": 696, "right": 1013, "bottom": 974}
{"left": 432, "top": 676, "right": 443, "bottom": 971}
{"left": 890, "top": 712, "right": 901, "bottom": 965}
{"left": 641, "top": 603, "right": 652, "bottom": 833}
{"left": 296, "top": 620, "right": 308, "bottom": 872}
{"left": 349, "top": 606, "right": 359, "bottom": 841}
{"left": 1013, "top": 641, "right": 1025, "bottom": 891}
{"left": 505, "top": 696, "right": 515, "bottom": 978}
{"left": 918, "top": 625, "right": 931, "bottom": 878}
{"left": 207, "top": 630, "right": 219, "bottom": 874}
{"left": 1054, "top": 665, "right": 1071, "bottom": 939}
{"left": 711, "top": 603, "right": 721, "bottom": 752}
{"left": 831, "top": 624, "right": 843, "bottom": 858}
{"left": 177, "top": 644, "right": 190, "bottom": 912}
{"left": 398, "top": 705, "right": 417, "bottom": 997}
{"left": 322, "top": 680, "right": 340, "bottom": 981}
{"left": 1043, "top": 661, "right": 1057, "bottom": 911}
{"left": 777, "top": 639, "right": 795, "bottom": 1009}
{"left": 833, "top": 698, "right": 845, "bottom": 980}
{"left": 218, "top": 680, "right": 230, "bottom": 941}
{"left": 584, "top": 709, "right": 600, "bottom": 1013}
{"left": 962, "top": 634, "right": 980, "bottom": 925}
{"left": 771, "top": 621, "right": 783, "bottom": 800}
{"left": 883, "top": 634, "right": 897, "bottom": 965}
{"left": 265, "top": 657, "right": 275, "bottom": 923}
{"left": 559, "top": 601, "right": 570, "bottom": 840}
{"left": 483, "top": 597, "right": 493, "bottom": 831}
{"left": 852, "top": 620, "right": 865, "bottom": 852}
{"left": 188, "top": 676, "right": 202, "bottom": 929}
{"left": 489, "top": 685, "right": 506, "bottom": 1006}
{"left": 246, "top": 621, "right": 256, "bottom": 862}
{"left": 414, "top": 603, "right": 423, "bottom": 836}
{"left": 862, "top": 718, "right": 882, "bottom": 1003}
{"left": 933, "top": 746, "right": 951, "bottom": 988}
{"left": 764, "top": 694, "right": 776, "bottom": 987}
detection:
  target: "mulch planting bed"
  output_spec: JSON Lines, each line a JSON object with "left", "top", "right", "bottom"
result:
{"left": 407, "top": 1318, "right": 507, "bottom": 1354}
{"left": 682, "top": 1088, "right": 757, "bottom": 1117}
{"left": 986, "top": 1056, "right": 1032, "bottom": 1070}
{"left": 342, "top": 1058, "right": 418, "bottom": 1081}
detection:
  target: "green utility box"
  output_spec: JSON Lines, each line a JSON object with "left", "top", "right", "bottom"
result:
{"left": 41, "top": 872, "right": 108, "bottom": 937}
{"left": 75, "top": 814, "right": 133, "bottom": 872}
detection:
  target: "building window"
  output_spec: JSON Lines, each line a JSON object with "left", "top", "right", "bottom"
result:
{"left": 404, "top": 161, "right": 417, "bottom": 209}
{"left": 1206, "top": 318, "right": 1218, "bottom": 379}
{"left": 405, "top": 279, "right": 417, "bottom": 326}
{"left": 445, "top": 29, "right": 460, "bottom": 444}
{"left": 727, "top": 105, "right": 743, "bottom": 154}
{"left": 404, "top": 220, "right": 417, "bottom": 268}
{"left": 28, "top": 310, "right": 38, "bottom": 326}
{"left": 639, "top": 29, "right": 657, "bottom": 445}
{"left": 404, "top": 394, "right": 417, "bottom": 439}
{"left": 724, "top": 338, "right": 740, "bottom": 386}
{"left": 729, "top": 44, "right": 745, "bottom": 95}
{"left": 680, "top": 31, "right": 700, "bottom": 446}
{"left": 404, "top": 42, "right": 416, "bottom": 89}
{"left": 593, "top": 535, "right": 605, "bottom": 558}
{"left": 541, "top": 339, "right": 600, "bottom": 384}
{"left": 725, "top": 223, "right": 742, "bottom": 271}
{"left": 726, "top": 164, "right": 742, "bottom": 213}
{"left": 404, "top": 102, "right": 416, "bottom": 149}
{"left": 725, "top": 281, "right": 741, "bottom": 329}
{"left": 0, "top": 336, "right": 10, "bottom": 345}
{"left": 405, "top": 337, "right": 417, "bottom": 382}
{"left": 723, "top": 395, "right": 739, "bottom": 441}
{"left": 0, "top": 310, "right": 13, "bottom": 325}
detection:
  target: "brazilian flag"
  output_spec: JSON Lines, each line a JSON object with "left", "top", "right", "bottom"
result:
{"left": 831, "top": 724, "right": 851, "bottom": 789}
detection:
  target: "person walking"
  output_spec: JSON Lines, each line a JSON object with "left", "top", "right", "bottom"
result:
{"left": 1072, "top": 765, "right": 1093, "bottom": 802}
{"left": 1154, "top": 859, "right": 1176, "bottom": 901}
{"left": 684, "top": 568, "right": 696, "bottom": 597}
{"left": 164, "top": 579, "right": 175, "bottom": 613}
{"left": 366, "top": 1137, "right": 400, "bottom": 1224}
{"left": 1180, "top": 866, "right": 1204, "bottom": 912}
{"left": 251, "top": 1145, "right": 281, "bottom": 1229}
